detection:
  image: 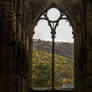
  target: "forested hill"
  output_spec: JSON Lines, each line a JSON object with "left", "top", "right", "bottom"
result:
{"left": 33, "top": 39, "right": 74, "bottom": 58}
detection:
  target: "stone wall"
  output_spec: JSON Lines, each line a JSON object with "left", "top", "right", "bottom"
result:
{"left": 86, "top": 0, "right": 92, "bottom": 92}
{"left": 0, "top": 0, "right": 32, "bottom": 92}
{"left": 0, "top": 0, "right": 91, "bottom": 92}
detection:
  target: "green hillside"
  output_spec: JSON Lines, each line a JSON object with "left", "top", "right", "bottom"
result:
{"left": 33, "top": 39, "right": 74, "bottom": 58}
{"left": 32, "top": 49, "right": 74, "bottom": 88}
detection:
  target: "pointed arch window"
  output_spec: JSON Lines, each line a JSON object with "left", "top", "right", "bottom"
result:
{"left": 32, "top": 7, "right": 74, "bottom": 90}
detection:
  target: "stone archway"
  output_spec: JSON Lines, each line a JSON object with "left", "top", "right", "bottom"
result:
{"left": 11, "top": 1, "right": 87, "bottom": 92}
{"left": 29, "top": 2, "right": 86, "bottom": 92}
{"left": 0, "top": 0, "right": 87, "bottom": 92}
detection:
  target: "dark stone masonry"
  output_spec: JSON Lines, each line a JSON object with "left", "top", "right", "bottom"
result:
{"left": 0, "top": 0, "right": 92, "bottom": 92}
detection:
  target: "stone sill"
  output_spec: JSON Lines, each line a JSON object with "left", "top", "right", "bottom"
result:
{"left": 32, "top": 88, "right": 74, "bottom": 92}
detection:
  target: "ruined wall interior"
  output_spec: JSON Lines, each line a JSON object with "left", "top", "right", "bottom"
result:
{"left": 86, "top": 0, "right": 92, "bottom": 92}
{"left": 0, "top": 0, "right": 32, "bottom": 92}
{"left": 0, "top": 0, "right": 92, "bottom": 92}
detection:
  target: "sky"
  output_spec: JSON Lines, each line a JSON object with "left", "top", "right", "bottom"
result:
{"left": 33, "top": 8, "right": 74, "bottom": 43}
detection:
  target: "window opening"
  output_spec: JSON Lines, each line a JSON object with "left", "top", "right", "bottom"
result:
{"left": 32, "top": 8, "right": 74, "bottom": 90}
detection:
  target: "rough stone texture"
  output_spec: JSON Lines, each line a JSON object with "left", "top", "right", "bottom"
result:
{"left": 0, "top": 1, "right": 30, "bottom": 92}
{"left": 0, "top": 0, "right": 91, "bottom": 92}
{"left": 86, "top": 0, "right": 92, "bottom": 92}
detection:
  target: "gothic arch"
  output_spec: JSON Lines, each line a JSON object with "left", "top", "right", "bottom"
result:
{"left": 30, "top": 2, "right": 77, "bottom": 90}
{"left": 32, "top": 3, "right": 76, "bottom": 35}
{"left": 13, "top": 1, "right": 86, "bottom": 91}
{"left": 29, "top": 2, "right": 87, "bottom": 92}
{"left": 0, "top": 0, "right": 88, "bottom": 92}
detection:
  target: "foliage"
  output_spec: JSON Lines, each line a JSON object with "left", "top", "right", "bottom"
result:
{"left": 32, "top": 48, "right": 74, "bottom": 88}
{"left": 33, "top": 39, "right": 74, "bottom": 58}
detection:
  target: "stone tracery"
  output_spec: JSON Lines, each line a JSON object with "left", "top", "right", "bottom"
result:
{"left": 0, "top": 0, "right": 89, "bottom": 92}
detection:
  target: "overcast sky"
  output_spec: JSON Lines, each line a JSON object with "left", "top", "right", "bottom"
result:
{"left": 33, "top": 8, "right": 74, "bottom": 43}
